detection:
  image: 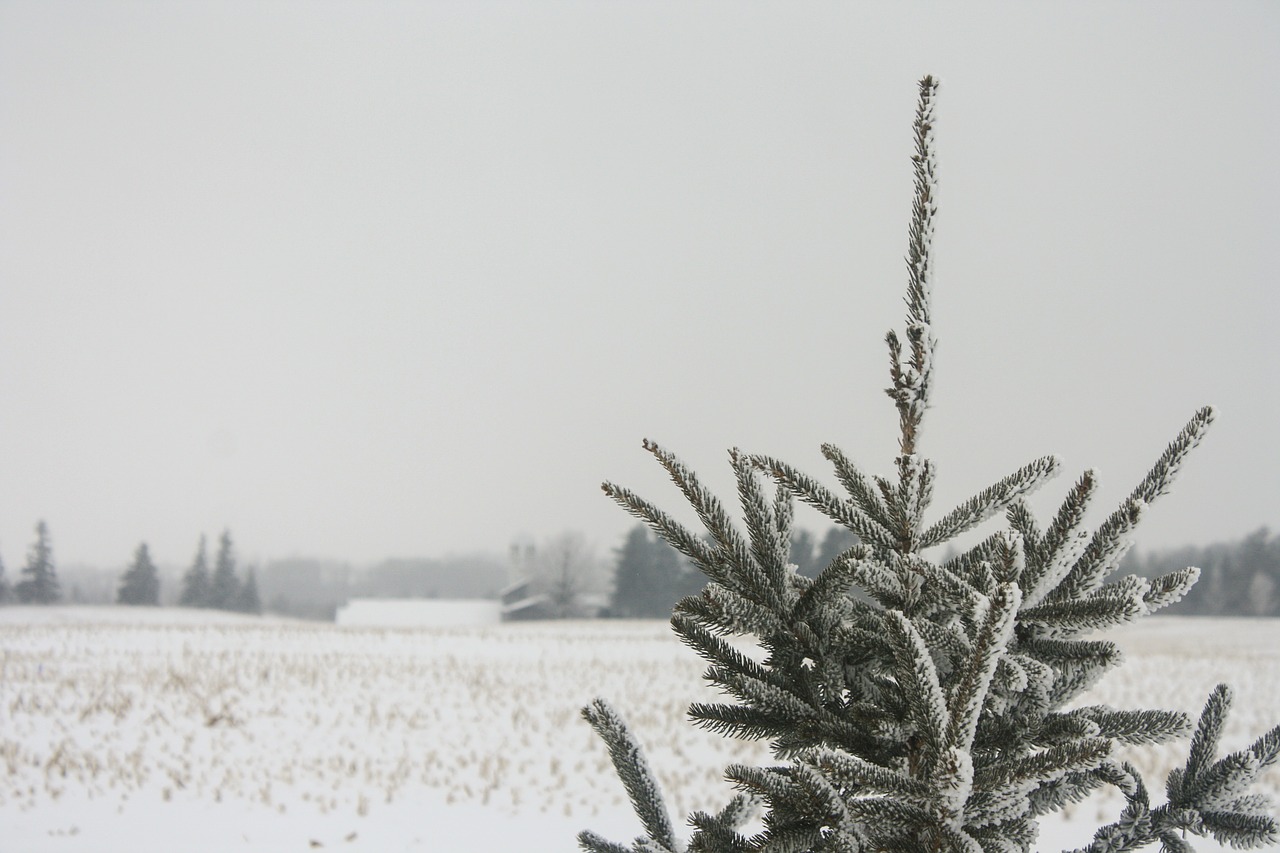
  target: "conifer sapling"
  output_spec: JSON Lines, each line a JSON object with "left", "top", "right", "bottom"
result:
{"left": 582, "top": 76, "right": 1280, "bottom": 853}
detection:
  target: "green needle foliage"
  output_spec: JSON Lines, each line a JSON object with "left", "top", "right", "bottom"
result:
{"left": 580, "top": 77, "right": 1280, "bottom": 853}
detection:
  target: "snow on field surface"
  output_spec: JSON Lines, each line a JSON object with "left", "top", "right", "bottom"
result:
{"left": 2, "top": 607, "right": 1277, "bottom": 852}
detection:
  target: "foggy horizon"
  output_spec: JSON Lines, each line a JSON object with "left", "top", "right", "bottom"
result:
{"left": 2, "top": 3, "right": 1277, "bottom": 570}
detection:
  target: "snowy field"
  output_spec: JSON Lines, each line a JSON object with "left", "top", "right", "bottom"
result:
{"left": 2, "top": 607, "right": 1278, "bottom": 852}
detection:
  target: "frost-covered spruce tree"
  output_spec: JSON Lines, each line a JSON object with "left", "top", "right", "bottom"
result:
{"left": 581, "top": 77, "right": 1280, "bottom": 853}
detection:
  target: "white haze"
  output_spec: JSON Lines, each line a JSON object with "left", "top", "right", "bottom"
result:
{"left": 0, "top": 2, "right": 1276, "bottom": 568}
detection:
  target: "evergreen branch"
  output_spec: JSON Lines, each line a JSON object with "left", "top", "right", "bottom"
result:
{"left": 1020, "top": 637, "right": 1123, "bottom": 709}
{"left": 1069, "top": 762, "right": 1160, "bottom": 853}
{"left": 934, "top": 744, "right": 978, "bottom": 823}
{"left": 1172, "top": 699, "right": 1280, "bottom": 812}
{"left": 1125, "top": 406, "right": 1215, "bottom": 508}
{"left": 905, "top": 75, "right": 939, "bottom": 329}
{"left": 821, "top": 443, "right": 894, "bottom": 530}
{"left": 715, "top": 671, "right": 830, "bottom": 736}
{"left": 963, "top": 781, "right": 1037, "bottom": 830}
{"left": 793, "top": 762, "right": 853, "bottom": 828}
{"left": 603, "top": 482, "right": 727, "bottom": 585}
{"left": 882, "top": 77, "right": 942, "bottom": 460}
{"left": 577, "top": 830, "right": 634, "bottom": 853}
{"left": 990, "top": 653, "right": 1029, "bottom": 695}
{"left": 793, "top": 547, "right": 865, "bottom": 623}
{"left": 675, "top": 590, "right": 745, "bottom": 638}
{"left": 1034, "top": 713, "right": 1104, "bottom": 746}
{"left": 931, "top": 823, "right": 984, "bottom": 853}
{"left": 689, "top": 703, "right": 794, "bottom": 742}
{"left": 1048, "top": 499, "right": 1144, "bottom": 604}
{"left": 714, "top": 794, "right": 757, "bottom": 831}
{"left": 1155, "top": 831, "right": 1196, "bottom": 853}
{"left": 818, "top": 828, "right": 866, "bottom": 853}
{"left": 1052, "top": 409, "right": 1215, "bottom": 608}
{"left": 1184, "top": 684, "right": 1233, "bottom": 786}
{"left": 892, "top": 454, "right": 935, "bottom": 547}
{"left": 581, "top": 699, "right": 678, "bottom": 852}
{"left": 642, "top": 440, "right": 766, "bottom": 596}
{"left": 686, "top": 798, "right": 755, "bottom": 853}
{"left": 945, "top": 532, "right": 1004, "bottom": 587}
{"left": 946, "top": 583, "right": 1021, "bottom": 754}
{"left": 918, "top": 455, "right": 1061, "bottom": 550}
{"left": 1005, "top": 500, "right": 1042, "bottom": 572}
{"left": 1021, "top": 471, "right": 1098, "bottom": 609}
{"left": 844, "top": 795, "right": 936, "bottom": 831}
{"left": 749, "top": 453, "right": 897, "bottom": 549}
{"left": 895, "top": 551, "right": 988, "bottom": 613}
{"left": 849, "top": 555, "right": 909, "bottom": 611}
{"left": 1182, "top": 751, "right": 1261, "bottom": 811}
{"left": 991, "top": 528, "right": 1027, "bottom": 588}
{"left": 696, "top": 583, "right": 785, "bottom": 638}
{"left": 725, "top": 763, "right": 798, "bottom": 805}
{"left": 804, "top": 747, "right": 934, "bottom": 801}
{"left": 1200, "top": 809, "right": 1280, "bottom": 849}
{"left": 1003, "top": 654, "right": 1056, "bottom": 720}
{"left": 974, "top": 738, "right": 1114, "bottom": 791}
{"left": 1021, "top": 574, "right": 1148, "bottom": 636}
{"left": 1142, "top": 567, "right": 1200, "bottom": 614}
{"left": 671, "top": 611, "right": 779, "bottom": 687}
{"left": 1043, "top": 663, "right": 1116, "bottom": 711}
{"left": 916, "top": 613, "right": 974, "bottom": 670}
{"left": 1070, "top": 707, "right": 1192, "bottom": 746}
{"left": 1020, "top": 637, "right": 1122, "bottom": 671}
{"left": 1247, "top": 724, "right": 1280, "bottom": 772}
{"left": 969, "top": 818, "right": 1038, "bottom": 852}
{"left": 882, "top": 609, "right": 950, "bottom": 756}
{"left": 1041, "top": 470, "right": 1098, "bottom": 567}
{"left": 1027, "top": 771, "right": 1107, "bottom": 818}
{"left": 731, "top": 450, "right": 789, "bottom": 603}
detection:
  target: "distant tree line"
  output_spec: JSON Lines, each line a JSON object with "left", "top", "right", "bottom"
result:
{"left": 606, "top": 524, "right": 1280, "bottom": 621}
{"left": 1123, "top": 526, "right": 1280, "bottom": 617}
{"left": 3, "top": 523, "right": 1276, "bottom": 621}
{"left": 0, "top": 521, "right": 261, "bottom": 612}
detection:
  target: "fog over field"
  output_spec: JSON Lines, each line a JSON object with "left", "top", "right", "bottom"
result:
{"left": 0, "top": 3, "right": 1277, "bottom": 570}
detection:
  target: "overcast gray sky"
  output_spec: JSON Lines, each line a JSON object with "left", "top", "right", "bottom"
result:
{"left": 1, "top": 2, "right": 1276, "bottom": 570}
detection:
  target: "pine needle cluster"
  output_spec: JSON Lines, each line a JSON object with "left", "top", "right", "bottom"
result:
{"left": 582, "top": 77, "right": 1280, "bottom": 853}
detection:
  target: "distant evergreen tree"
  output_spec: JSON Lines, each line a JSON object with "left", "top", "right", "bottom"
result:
{"left": 582, "top": 77, "right": 1280, "bottom": 853}
{"left": 789, "top": 526, "right": 862, "bottom": 580}
{"left": 208, "top": 529, "right": 241, "bottom": 611}
{"left": 611, "top": 525, "right": 699, "bottom": 618}
{"left": 788, "top": 528, "right": 818, "bottom": 577}
{"left": 812, "top": 525, "right": 859, "bottom": 576}
{"left": 117, "top": 542, "right": 160, "bottom": 606}
{"left": 234, "top": 566, "right": 262, "bottom": 615}
{"left": 14, "top": 520, "right": 60, "bottom": 604}
{"left": 179, "top": 534, "right": 211, "bottom": 607}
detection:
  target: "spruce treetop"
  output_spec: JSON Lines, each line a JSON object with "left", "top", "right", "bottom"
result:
{"left": 582, "top": 77, "right": 1278, "bottom": 853}
{"left": 16, "top": 520, "right": 60, "bottom": 605}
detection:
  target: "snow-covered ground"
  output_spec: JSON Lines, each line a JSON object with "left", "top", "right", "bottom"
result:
{"left": 2, "top": 606, "right": 1277, "bottom": 851}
